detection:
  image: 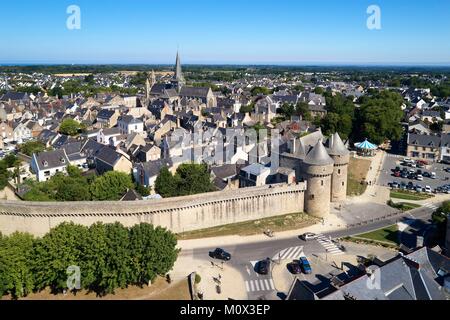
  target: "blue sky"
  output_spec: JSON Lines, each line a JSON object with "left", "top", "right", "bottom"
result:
{"left": 0, "top": 0, "right": 449, "bottom": 65}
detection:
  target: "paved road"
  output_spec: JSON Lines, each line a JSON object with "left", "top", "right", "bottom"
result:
{"left": 188, "top": 201, "right": 442, "bottom": 299}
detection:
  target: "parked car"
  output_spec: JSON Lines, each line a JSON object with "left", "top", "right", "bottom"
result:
{"left": 425, "top": 186, "right": 432, "bottom": 193}
{"left": 287, "top": 261, "right": 302, "bottom": 274}
{"left": 209, "top": 248, "right": 231, "bottom": 261}
{"left": 415, "top": 185, "right": 423, "bottom": 192}
{"left": 423, "top": 172, "right": 431, "bottom": 178}
{"left": 300, "top": 232, "right": 318, "bottom": 241}
{"left": 390, "top": 182, "right": 399, "bottom": 189}
{"left": 257, "top": 258, "right": 271, "bottom": 275}
{"left": 401, "top": 172, "right": 409, "bottom": 178}
{"left": 400, "top": 182, "right": 407, "bottom": 190}
{"left": 407, "top": 182, "right": 414, "bottom": 190}
{"left": 445, "top": 167, "right": 450, "bottom": 173}
{"left": 416, "top": 175, "right": 423, "bottom": 181}
{"left": 299, "top": 257, "right": 312, "bottom": 274}
{"left": 431, "top": 172, "right": 437, "bottom": 179}
{"left": 394, "top": 171, "right": 401, "bottom": 177}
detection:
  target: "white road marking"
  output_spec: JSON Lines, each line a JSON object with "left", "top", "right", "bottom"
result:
{"left": 245, "top": 281, "right": 250, "bottom": 292}
{"left": 254, "top": 280, "right": 260, "bottom": 291}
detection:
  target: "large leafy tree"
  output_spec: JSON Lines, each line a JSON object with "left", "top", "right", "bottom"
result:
{"left": 18, "top": 141, "right": 47, "bottom": 156}
{"left": 32, "top": 222, "right": 89, "bottom": 293}
{"left": 0, "top": 232, "right": 35, "bottom": 298}
{"left": 59, "top": 119, "right": 84, "bottom": 136}
{"left": 129, "top": 224, "right": 179, "bottom": 285}
{"left": 154, "top": 167, "right": 177, "bottom": 198}
{"left": 355, "top": 90, "right": 404, "bottom": 144}
{"left": 175, "top": 163, "right": 214, "bottom": 196}
{"left": 90, "top": 171, "right": 134, "bottom": 201}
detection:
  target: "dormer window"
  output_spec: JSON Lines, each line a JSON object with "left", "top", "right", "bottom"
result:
{"left": 43, "top": 160, "right": 48, "bottom": 167}
{"left": 60, "top": 158, "right": 66, "bottom": 164}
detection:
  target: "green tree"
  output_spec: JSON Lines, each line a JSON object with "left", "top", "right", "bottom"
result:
{"left": 59, "top": 119, "right": 83, "bottom": 136}
{"left": 129, "top": 223, "right": 179, "bottom": 285}
{"left": 18, "top": 141, "right": 47, "bottom": 156}
{"left": 154, "top": 167, "right": 177, "bottom": 198}
{"left": 32, "top": 223, "right": 89, "bottom": 293}
{"left": 175, "top": 163, "right": 214, "bottom": 196}
{"left": 0, "top": 232, "right": 35, "bottom": 298}
{"left": 90, "top": 171, "right": 134, "bottom": 201}
{"left": 295, "top": 102, "right": 312, "bottom": 121}
{"left": 355, "top": 90, "right": 404, "bottom": 144}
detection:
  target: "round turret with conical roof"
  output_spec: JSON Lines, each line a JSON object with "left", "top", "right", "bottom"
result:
{"left": 302, "top": 139, "right": 334, "bottom": 218}
{"left": 328, "top": 133, "right": 350, "bottom": 203}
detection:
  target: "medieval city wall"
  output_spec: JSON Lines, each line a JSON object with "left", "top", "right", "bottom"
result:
{"left": 0, "top": 183, "right": 306, "bottom": 236}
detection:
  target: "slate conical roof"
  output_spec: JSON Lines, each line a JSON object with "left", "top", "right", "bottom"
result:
{"left": 174, "top": 51, "right": 184, "bottom": 82}
{"left": 329, "top": 132, "right": 349, "bottom": 156}
{"left": 304, "top": 139, "right": 334, "bottom": 166}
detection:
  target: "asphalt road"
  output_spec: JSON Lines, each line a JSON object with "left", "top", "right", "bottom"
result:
{"left": 189, "top": 201, "right": 442, "bottom": 299}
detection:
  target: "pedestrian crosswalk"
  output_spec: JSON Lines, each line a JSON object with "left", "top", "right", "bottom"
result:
{"left": 423, "top": 203, "right": 439, "bottom": 210}
{"left": 316, "top": 234, "right": 345, "bottom": 256}
{"left": 245, "top": 278, "right": 275, "bottom": 292}
{"left": 272, "top": 246, "right": 304, "bottom": 261}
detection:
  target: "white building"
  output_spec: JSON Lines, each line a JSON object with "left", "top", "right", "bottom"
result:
{"left": 117, "top": 115, "right": 144, "bottom": 135}
{"left": 31, "top": 149, "right": 70, "bottom": 182}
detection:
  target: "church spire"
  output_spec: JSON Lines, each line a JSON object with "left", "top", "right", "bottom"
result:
{"left": 172, "top": 51, "right": 185, "bottom": 92}
{"left": 174, "top": 51, "right": 184, "bottom": 82}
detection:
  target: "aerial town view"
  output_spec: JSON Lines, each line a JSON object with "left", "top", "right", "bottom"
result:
{"left": 0, "top": 0, "right": 449, "bottom": 311}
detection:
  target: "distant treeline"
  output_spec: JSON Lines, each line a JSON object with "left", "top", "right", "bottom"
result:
{"left": 2, "top": 64, "right": 450, "bottom": 75}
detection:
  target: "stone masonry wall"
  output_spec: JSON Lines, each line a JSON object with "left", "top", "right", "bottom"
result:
{"left": 0, "top": 183, "right": 306, "bottom": 236}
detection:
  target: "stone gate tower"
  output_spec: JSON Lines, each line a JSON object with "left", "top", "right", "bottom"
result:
{"left": 328, "top": 132, "right": 350, "bottom": 203}
{"left": 302, "top": 139, "right": 334, "bottom": 218}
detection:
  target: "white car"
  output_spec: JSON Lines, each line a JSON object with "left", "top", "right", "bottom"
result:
{"left": 416, "top": 175, "right": 423, "bottom": 181}
{"left": 425, "top": 186, "right": 432, "bottom": 193}
{"left": 430, "top": 172, "right": 436, "bottom": 179}
{"left": 300, "top": 233, "right": 318, "bottom": 241}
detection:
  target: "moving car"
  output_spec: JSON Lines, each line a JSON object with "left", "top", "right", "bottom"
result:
{"left": 299, "top": 257, "right": 312, "bottom": 274}
{"left": 257, "top": 258, "right": 271, "bottom": 275}
{"left": 300, "top": 232, "right": 318, "bottom": 241}
{"left": 287, "top": 261, "right": 302, "bottom": 274}
{"left": 209, "top": 248, "right": 231, "bottom": 261}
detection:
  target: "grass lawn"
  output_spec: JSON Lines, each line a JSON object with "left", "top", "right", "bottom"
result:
{"left": 347, "top": 157, "right": 371, "bottom": 196}
{"left": 390, "top": 190, "right": 433, "bottom": 201}
{"left": 388, "top": 201, "right": 422, "bottom": 211}
{"left": 353, "top": 225, "right": 400, "bottom": 246}
{"left": 177, "top": 212, "right": 317, "bottom": 240}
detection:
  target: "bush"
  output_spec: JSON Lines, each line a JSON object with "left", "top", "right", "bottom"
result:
{"left": 195, "top": 273, "right": 201, "bottom": 284}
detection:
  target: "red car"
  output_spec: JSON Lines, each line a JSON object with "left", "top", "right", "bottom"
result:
{"left": 394, "top": 171, "right": 401, "bottom": 177}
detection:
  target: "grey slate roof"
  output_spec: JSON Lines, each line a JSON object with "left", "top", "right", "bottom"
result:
{"left": 180, "top": 86, "right": 210, "bottom": 98}
{"left": 304, "top": 139, "right": 334, "bottom": 166}
{"left": 328, "top": 132, "right": 349, "bottom": 156}
{"left": 33, "top": 149, "right": 70, "bottom": 171}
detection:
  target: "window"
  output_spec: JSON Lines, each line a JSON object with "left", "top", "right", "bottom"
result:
{"left": 338, "top": 169, "right": 341, "bottom": 174}
{"left": 321, "top": 180, "right": 324, "bottom": 186}
{"left": 342, "top": 182, "right": 345, "bottom": 186}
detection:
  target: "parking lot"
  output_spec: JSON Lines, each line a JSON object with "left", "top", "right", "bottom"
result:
{"left": 378, "top": 154, "right": 450, "bottom": 193}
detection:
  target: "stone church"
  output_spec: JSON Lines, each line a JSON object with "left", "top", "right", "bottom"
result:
{"left": 144, "top": 52, "right": 217, "bottom": 109}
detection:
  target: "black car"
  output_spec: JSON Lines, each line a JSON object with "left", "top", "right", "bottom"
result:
{"left": 257, "top": 258, "right": 271, "bottom": 275}
{"left": 287, "top": 261, "right": 301, "bottom": 274}
{"left": 209, "top": 248, "right": 231, "bottom": 261}
{"left": 423, "top": 172, "right": 431, "bottom": 178}
{"left": 407, "top": 182, "right": 414, "bottom": 190}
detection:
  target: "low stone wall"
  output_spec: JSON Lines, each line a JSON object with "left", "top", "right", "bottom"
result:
{"left": 0, "top": 183, "right": 306, "bottom": 236}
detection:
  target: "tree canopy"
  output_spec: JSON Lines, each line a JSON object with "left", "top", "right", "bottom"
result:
{"left": 18, "top": 140, "right": 48, "bottom": 156}
{"left": 155, "top": 163, "right": 214, "bottom": 198}
{"left": 90, "top": 171, "right": 134, "bottom": 201}
{"left": 59, "top": 119, "right": 85, "bottom": 136}
{"left": 0, "top": 222, "right": 179, "bottom": 298}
